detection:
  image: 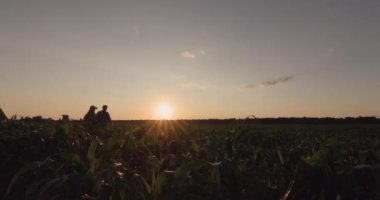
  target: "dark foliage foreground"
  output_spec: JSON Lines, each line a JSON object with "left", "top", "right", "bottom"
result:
{"left": 0, "top": 120, "right": 379, "bottom": 200}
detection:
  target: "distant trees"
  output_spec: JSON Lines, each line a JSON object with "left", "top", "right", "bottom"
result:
{"left": 170, "top": 117, "right": 380, "bottom": 125}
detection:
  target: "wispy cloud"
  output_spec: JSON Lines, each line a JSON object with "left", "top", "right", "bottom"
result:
{"left": 180, "top": 51, "right": 197, "bottom": 59}
{"left": 180, "top": 49, "right": 206, "bottom": 59}
{"left": 242, "top": 76, "right": 294, "bottom": 89}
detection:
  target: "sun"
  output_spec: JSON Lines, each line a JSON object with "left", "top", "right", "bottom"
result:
{"left": 155, "top": 104, "right": 174, "bottom": 120}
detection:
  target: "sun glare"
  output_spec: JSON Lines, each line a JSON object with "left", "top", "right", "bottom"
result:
{"left": 155, "top": 104, "right": 173, "bottom": 120}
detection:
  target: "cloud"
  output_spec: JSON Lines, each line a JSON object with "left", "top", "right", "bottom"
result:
{"left": 180, "top": 51, "right": 197, "bottom": 59}
{"left": 259, "top": 76, "right": 293, "bottom": 87}
{"left": 242, "top": 76, "right": 294, "bottom": 89}
{"left": 180, "top": 49, "right": 206, "bottom": 59}
{"left": 243, "top": 84, "right": 257, "bottom": 89}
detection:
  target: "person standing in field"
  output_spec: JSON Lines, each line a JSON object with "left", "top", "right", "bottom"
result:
{"left": 83, "top": 105, "right": 98, "bottom": 130}
{"left": 96, "top": 105, "right": 112, "bottom": 128}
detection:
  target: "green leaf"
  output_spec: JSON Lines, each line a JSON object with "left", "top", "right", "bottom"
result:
{"left": 5, "top": 159, "right": 51, "bottom": 197}
{"left": 175, "top": 160, "right": 208, "bottom": 180}
{"left": 37, "top": 176, "right": 68, "bottom": 200}
{"left": 87, "top": 139, "right": 99, "bottom": 173}
{"left": 277, "top": 149, "right": 285, "bottom": 165}
{"left": 152, "top": 172, "right": 167, "bottom": 199}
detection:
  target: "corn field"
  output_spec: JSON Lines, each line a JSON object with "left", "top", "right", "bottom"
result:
{"left": 0, "top": 119, "right": 379, "bottom": 200}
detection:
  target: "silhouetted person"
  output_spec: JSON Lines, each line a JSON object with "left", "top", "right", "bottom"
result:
{"left": 96, "top": 105, "right": 112, "bottom": 128}
{"left": 83, "top": 105, "right": 97, "bottom": 129}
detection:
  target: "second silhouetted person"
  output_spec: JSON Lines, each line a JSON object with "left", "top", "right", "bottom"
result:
{"left": 96, "top": 105, "right": 112, "bottom": 127}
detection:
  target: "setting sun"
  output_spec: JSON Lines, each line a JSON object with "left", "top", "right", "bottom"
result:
{"left": 155, "top": 104, "right": 174, "bottom": 120}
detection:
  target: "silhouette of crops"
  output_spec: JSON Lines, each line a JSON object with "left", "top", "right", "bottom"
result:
{"left": 0, "top": 119, "right": 379, "bottom": 199}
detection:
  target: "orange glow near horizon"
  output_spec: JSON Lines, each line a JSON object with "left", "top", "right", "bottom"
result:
{"left": 155, "top": 104, "right": 174, "bottom": 120}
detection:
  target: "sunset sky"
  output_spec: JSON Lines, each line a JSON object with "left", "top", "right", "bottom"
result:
{"left": 0, "top": 0, "right": 379, "bottom": 120}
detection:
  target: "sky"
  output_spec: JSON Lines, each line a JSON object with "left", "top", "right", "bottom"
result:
{"left": 0, "top": 0, "right": 379, "bottom": 120}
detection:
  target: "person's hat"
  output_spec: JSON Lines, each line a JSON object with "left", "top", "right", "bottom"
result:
{"left": 90, "top": 105, "right": 97, "bottom": 109}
